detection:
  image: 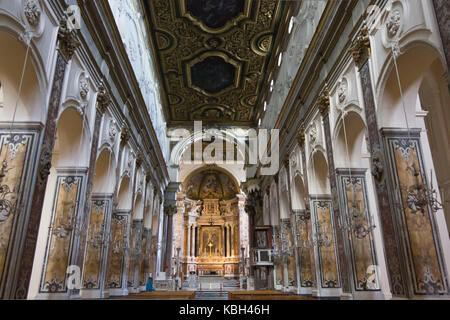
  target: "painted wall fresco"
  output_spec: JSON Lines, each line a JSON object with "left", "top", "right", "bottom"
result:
{"left": 0, "top": 133, "right": 32, "bottom": 283}
{"left": 82, "top": 199, "right": 110, "bottom": 289}
{"left": 105, "top": 213, "right": 128, "bottom": 289}
{"left": 312, "top": 200, "right": 340, "bottom": 289}
{"left": 40, "top": 175, "right": 83, "bottom": 293}
{"left": 385, "top": 133, "right": 448, "bottom": 295}
{"left": 185, "top": 169, "right": 238, "bottom": 200}
{"left": 337, "top": 171, "right": 379, "bottom": 291}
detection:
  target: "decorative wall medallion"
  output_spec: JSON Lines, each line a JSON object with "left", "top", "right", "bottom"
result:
{"left": 386, "top": 10, "right": 401, "bottom": 38}
{"left": 109, "top": 120, "right": 118, "bottom": 142}
{"left": 309, "top": 125, "right": 317, "bottom": 145}
{"left": 24, "top": 0, "right": 41, "bottom": 26}
{"left": 337, "top": 78, "right": 348, "bottom": 105}
{"left": 79, "top": 75, "right": 90, "bottom": 100}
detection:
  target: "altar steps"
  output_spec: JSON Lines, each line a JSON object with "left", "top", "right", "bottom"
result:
{"left": 195, "top": 290, "right": 229, "bottom": 300}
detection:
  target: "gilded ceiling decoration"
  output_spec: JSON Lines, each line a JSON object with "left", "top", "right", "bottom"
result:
{"left": 142, "top": 0, "right": 288, "bottom": 126}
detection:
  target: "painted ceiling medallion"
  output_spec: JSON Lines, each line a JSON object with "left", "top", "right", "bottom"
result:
{"left": 188, "top": 54, "right": 240, "bottom": 95}
{"left": 181, "top": 0, "right": 251, "bottom": 34}
{"left": 143, "top": 0, "right": 288, "bottom": 126}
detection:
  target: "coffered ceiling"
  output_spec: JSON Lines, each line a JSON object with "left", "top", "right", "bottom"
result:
{"left": 142, "top": 0, "right": 290, "bottom": 127}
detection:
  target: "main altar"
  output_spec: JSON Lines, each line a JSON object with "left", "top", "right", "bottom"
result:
{"left": 179, "top": 169, "right": 243, "bottom": 279}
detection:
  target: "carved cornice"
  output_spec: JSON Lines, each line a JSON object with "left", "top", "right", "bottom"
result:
{"left": 57, "top": 18, "right": 80, "bottom": 62}
{"left": 317, "top": 90, "right": 330, "bottom": 117}
{"left": 350, "top": 24, "right": 371, "bottom": 68}
{"left": 96, "top": 84, "right": 110, "bottom": 114}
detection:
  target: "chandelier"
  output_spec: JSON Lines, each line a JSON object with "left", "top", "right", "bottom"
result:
{"left": 312, "top": 221, "right": 332, "bottom": 248}
{"left": 390, "top": 44, "right": 442, "bottom": 216}
{"left": 87, "top": 221, "right": 108, "bottom": 249}
{"left": 399, "top": 163, "right": 442, "bottom": 214}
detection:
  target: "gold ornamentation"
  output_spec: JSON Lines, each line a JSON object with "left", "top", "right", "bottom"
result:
{"left": 145, "top": 0, "right": 287, "bottom": 125}
{"left": 317, "top": 90, "right": 331, "bottom": 117}
{"left": 350, "top": 25, "right": 371, "bottom": 68}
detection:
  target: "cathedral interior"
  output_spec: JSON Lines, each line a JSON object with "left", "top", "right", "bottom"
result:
{"left": 0, "top": 0, "right": 449, "bottom": 301}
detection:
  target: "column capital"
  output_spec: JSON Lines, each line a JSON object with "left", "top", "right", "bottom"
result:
{"left": 57, "top": 18, "right": 80, "bottom": 62}
{"left": 96, "top": 84, "right": 110, "bottom": 114}
{"left": 164, "top": 204, "right": 177, "bottom": 216}
{"left": 120, "top": 127, "right": 131, "bottom": 145}
{"left": 297, "top": 127, "right": 306, "bottom": 148}
{"left": 350, "top": 24, "right": 371, "bottom": 68}
{"left": 136, "top": 153, "right": 144, "bottom": 168}
{"left": 317, "top": 89, "right": 330, "bottom": 117}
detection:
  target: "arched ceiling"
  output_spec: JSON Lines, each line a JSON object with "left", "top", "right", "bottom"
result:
{"left": 142, "top": 0, "right": 291, "bottom": 127}
{"left": 183, "top": 168, "right": 239, "bottom": 200}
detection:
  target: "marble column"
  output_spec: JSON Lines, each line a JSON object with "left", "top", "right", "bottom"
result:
{"left": 432, "top": 0, "right": 450, "bottom": 73}
{"left": 187, "top": 223, "right": 191, "bottom": 259}
{"left": 13, "top": 19, "right": 80, "bottom": 299}
{"left": 318, "top": 91, "right": 351, "bottom": 296}
{"left": 75, "top": 86, "right": 110, "bottom": 293}
{"left": 227, "top": 225, "right": 231, "bottom": 257}
{"left": 298, "top": 129, "right": 317, "bottom": 292}
{"left": 350, "top": 26, "right": 407, "bottom": 296}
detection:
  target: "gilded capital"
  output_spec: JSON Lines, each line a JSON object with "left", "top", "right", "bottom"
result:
{"left": 350, "top": 25, "right": 371, "bottom": 68}
{"left": 317, "top": 90, "right": 330, "bottom": 117}
{"left": 57, "top": 18, "right": 80, "bottom": 62}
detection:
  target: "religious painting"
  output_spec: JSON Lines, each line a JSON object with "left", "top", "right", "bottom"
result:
{"left": 383, "top": 130, "right": 448, "bottom": 295}
{"left": 0, "top": 133, "right": 34, "bottom": 284}
{"left": 255, "top": 230, "right": 267, "bottom": 249}
{"left": 200, "top": 226, "right": 222, "bottom": 257}
{"left": 312, "top": 200, "right": 341, "bottom": 289}
{"left": 82, "top": 199, "right": 110, "bottom": 290}
{"left": 185, "top": 169, "right": 238, "bottom": 201}
{"left": 40, "top": 175, "right": 84, "bottom": 293}
{"left": 337, "top": 170, "right": 379, "bottom": 291}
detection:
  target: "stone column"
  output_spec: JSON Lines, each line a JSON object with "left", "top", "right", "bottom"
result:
{"left": 298, "top": 129, "right": 317, "bottom": 292}
{"left": 163, "top": 205, "right": 176, "bottom": 276}
{"left": 227, "top": 225, "right": 231, "bottom": 257}
{"left": 14, "top": 19, "right": 80, "bottom": 299}
{"left": 432, "top": 0, "right": 450, "bottom": 74}
{"left": 350, "top": 26, "right": 407, "bottom": 296}
{"left": 187, "top": 223, "right": 191, "bottom": 259}
{"left": 317, "top": 90, "right": 351, "bottom": 296}
{"left": 75, "top": 85, "right": 110, "bottom": 294}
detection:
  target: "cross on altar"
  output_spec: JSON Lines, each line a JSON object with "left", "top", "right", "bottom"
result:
{"left": 208, "top": 241, "right": 213, "bottom": 257}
